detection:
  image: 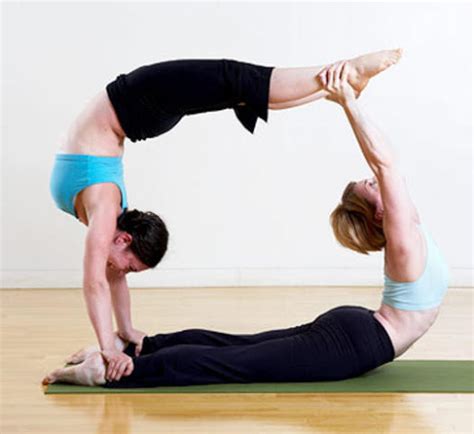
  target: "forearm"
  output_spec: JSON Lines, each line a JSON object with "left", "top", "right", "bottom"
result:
{"left": 342, "top": 100, "right": 395, "bottom": 176}
{"left": 83, "top": 282, "right": 116, "bottom": 351}
{"left": 109, "top": 275, "right": 133, "bottom": 335}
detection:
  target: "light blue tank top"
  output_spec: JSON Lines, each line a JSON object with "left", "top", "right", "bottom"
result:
{"left": 383, "top": 224, "right": 449, "bottom": 311}
{"left": 50, "top": 154, "right": 128, "bottom": 218}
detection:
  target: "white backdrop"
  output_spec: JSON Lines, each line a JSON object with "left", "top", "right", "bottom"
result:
{"left": 1, "top": 1, "right": 472, "bottom": 288}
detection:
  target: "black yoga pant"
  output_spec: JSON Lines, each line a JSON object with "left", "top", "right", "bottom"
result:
{"left": 104, "top": 306, "right": 395, "bottom": 388}
{"left": 106, "top": 59, "right": 275, "bottom": 142}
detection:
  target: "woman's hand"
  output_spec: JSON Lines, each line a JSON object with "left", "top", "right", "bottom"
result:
{"left": 101, "top": 349, "right": 134, "bottom": 381}
{"left": 118, "top": 328, "right": 146, "bottom": 357}
{"left": 317, "top": 61, "right": 357, "bottom": 106}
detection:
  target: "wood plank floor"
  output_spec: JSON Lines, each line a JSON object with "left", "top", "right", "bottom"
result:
{"left": 1, "top": 286, "right": 473, "bottom": 433}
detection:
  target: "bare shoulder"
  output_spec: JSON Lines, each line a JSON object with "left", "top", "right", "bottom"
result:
{"left": 378, "top": 167, "right": 425, "bottom": 281}
{"left": 384, "top": 225, "right": 425, "bottom": 282}
{"left": 378, "top": 167, "right": 419, "bottom": 247}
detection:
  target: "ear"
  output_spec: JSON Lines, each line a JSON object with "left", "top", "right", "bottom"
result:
{"left": 116, "top": 231, "right": 133, "bottom": 246}
{"left": 374, "top": 205, "right": 384, "bottom": 222}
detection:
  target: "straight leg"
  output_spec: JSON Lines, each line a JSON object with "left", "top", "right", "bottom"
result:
{"left": 269, "top": 66, "right": 327, "bottom": 105}
{"left": 267, "top": 49, "right": 403, "bottom": 110}
{"left": 140, "top": 322, "right": 313, "bottom": 355}
{"left": 106, "top": 328, "right": 354, "bottom": 388}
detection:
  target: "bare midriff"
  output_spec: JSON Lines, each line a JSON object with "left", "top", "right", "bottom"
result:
{"left": 57, "top": 90, "right": 126, "bottom": 224}
{"left": 373, "top": 303, "right": 439, "bottom": 357}
{"left": 59, "top": 90, "right": 125, "bottom": 157}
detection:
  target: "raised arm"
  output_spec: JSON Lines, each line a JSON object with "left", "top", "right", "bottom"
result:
{"left": 319, "top": 62, "right": 419, "bottom": 254}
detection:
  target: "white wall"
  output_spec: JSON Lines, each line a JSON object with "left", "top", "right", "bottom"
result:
{"left": 1, "top": 1, "right": 472, "bottom": 288}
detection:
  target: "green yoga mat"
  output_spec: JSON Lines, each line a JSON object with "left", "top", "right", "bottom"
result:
{"left": 45, "top": 360, "right": 474, "bottom": 394}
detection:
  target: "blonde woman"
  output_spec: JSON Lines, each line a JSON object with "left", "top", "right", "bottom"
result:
{"left": 324, "top": 61, "right": 449, "bottom": 358}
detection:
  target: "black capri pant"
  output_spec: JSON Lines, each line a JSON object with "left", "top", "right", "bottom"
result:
{"left": 106, "top": 59, "right": 275, "bottom": 142}
{"left": 104, "top": 306, "right": 395, "bottom": 388}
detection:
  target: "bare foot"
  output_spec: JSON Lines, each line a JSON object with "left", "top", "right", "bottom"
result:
{"left": 65, "top": 333, "right": 127, "bottom": 365}
{"left": 347, "top": 48, "right": 403, "bottom": 94}
{"left": 43, "top": 352, "right": 106, "bottom": 386}
{"left": 65, "top": 344, "right": 100, "bottom": 365}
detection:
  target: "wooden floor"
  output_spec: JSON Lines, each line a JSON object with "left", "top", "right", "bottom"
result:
{"left": 1, "top": 286, "right": 473, "bottom": 433}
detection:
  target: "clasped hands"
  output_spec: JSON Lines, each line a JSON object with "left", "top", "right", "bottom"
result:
{"left": 317, "top": 61, "right": 358, "bottom": 105}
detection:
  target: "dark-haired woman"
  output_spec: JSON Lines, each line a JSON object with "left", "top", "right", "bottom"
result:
{"left": 49, "top": 51, "right": 401, "bottom": 383}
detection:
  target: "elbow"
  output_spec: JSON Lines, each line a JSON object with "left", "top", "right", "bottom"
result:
{"left": 374, "top": 159, "right": 397, "bottom": 179}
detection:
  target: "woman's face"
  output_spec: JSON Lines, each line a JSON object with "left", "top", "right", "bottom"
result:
{"left": 352, "top": 177, "right": 384, "bottom": 220}
{"left": 107, "top": 232, "right": 149, "bottom": 276}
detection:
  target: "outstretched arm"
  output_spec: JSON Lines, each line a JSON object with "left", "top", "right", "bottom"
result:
{"left": 319, "top": 62, "right": 417, "bottom": 252}
{"left": 341, "top": 99, "right": 396, "bottom": 178}
{"left": 319, "top": 62, "right": 395, "bottom": 176}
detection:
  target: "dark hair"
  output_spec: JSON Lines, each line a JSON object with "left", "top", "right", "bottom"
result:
{"left": 117, "top": 209, "right": 169, "bottom": 268}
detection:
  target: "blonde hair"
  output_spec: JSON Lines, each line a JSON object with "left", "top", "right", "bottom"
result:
{"left": 330, "top": 182, "right": 386, "bottom": 254}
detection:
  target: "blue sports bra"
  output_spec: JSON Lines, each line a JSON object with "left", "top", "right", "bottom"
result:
{"left": 382, "top": 224, "right": 449, "bottom": 311}
{"left": 50, "top": 153, "right": 128, "bottom": 218}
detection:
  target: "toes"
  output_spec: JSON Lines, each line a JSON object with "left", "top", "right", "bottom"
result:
{"left": 65, "top": 356, "right": 77, "bottom": 365}
{"left": 65, "top": 345, "right": 100, "bottom": 365}
{"left": 42, "top": 373, "right": 55, "bottom": 385}
{"left": 65, "top": 354, "right": 82, "bottom": 365}
{"left": 389, "top": 48, "right": 403, "bottom": 65}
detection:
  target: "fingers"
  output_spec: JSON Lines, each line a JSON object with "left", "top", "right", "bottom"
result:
{"left": 104, "top": 353, "right": 118, "bottom": 381}
{"left": 114, "top": 359, "right": 134, "bottom": 380}
{"left": 334, "top": 61, "right": 345, "bottom": 89}
{"left": 113, "top": 362, "right": 128, "bottom": 381}
{"left": 106, "top": 359, "right": 121, "bottom": 381}
{"left": 124, "top": 360, "right": 134, "bottom": 377}
{"left": 317, "top": 64, "right": 336, "bottom": 88}
{"left": 317, "top": 61, "right": 354, "bottom": 104}
{"left": 327, "top": 63, "right": 336, "bottom": 91}
{"left": 317, "top": 67, "right": 328, "bottom": 87}
{"left": 106, "top": 359, "right": 116, "bottom": 381}
{"left": 326, "top": 62, "right": 346, "bottom": 92}
{"left": 104, "top": 353, "right": 133, "bottom": 381}
{"left": 135, "top": 343, "right": 142, "bottom": 357}
{"left": 341, "top": 61, "right": 350, "bottom": 84}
